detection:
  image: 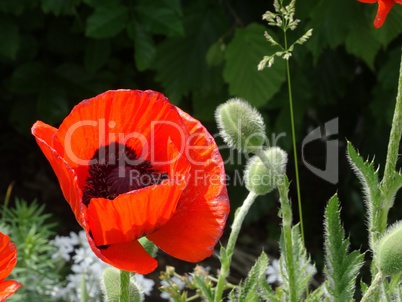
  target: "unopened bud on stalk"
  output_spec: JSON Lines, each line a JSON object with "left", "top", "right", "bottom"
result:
{"left": 377, "top": 221, "right": 402, "bottom": 276}
{"left": 244, "top": 147, "right": 287, "bottom": 195}
{"left": 215, "top": 98, "right": 266, "bottom": 153}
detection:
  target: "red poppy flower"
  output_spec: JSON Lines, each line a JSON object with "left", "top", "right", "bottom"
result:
{"left": 358, "top": 0, "right": 402, "bottom": 28}
{"left": 31, "top": 90, "right": 230, "bottom": 274}
{"left": 0, "top": 232, "right": 21, "bottom": 301}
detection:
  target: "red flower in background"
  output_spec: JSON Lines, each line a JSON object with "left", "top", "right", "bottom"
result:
{"left": 32, "top": 90, "right": 230, "bottom": 274}
{"left": 0, "top": 232, "right": 21, "bottom": 301}
{"left": 358, "top": 0, "right": 402, "bottom": 28}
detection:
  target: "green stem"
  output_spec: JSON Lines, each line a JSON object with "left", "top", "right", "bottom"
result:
{"left": 283, "top": 30, "right": 305, "bottom": 245}
{"left": 378, "top": 50, "right": 402, "bottom": 235}
{"left": 214, "top": 191, "right": 258, "bottom": 302}
{"left": 80, "top": 274, "right": 89, "bottom": 302}
{"left": 277, "top": 179, "right": 298, "bottom": 302}
{"left": 120, "top": 270, "right": 130, "bottom": 302}
{"left": 360, "top": 272, "right": 384, "bottom": 302}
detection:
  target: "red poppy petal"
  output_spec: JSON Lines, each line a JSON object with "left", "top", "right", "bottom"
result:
{"left": 0, "top": 234, "right": 16, "bottom": 282}
{"left": 373, "top": 0, "right": 395, "bottom": 28}
{"left": 148, "top": 109, "right": 230, "bottom": 262}
{"left": 395, "top": 0, "right": 402, "bottom": 4}
{"left": 31, "top": 121, "right": 85, "bottom": 226}
{"left": 88, "top": 180, "right": 186, "bottom": 246}
{"left": 87, "top": 140, "right": 191, "bottom": 246}
{"left": 0, "top": 280, "right": 22, "bottom": 301}
{"left": 89, "top": 238, "right": 157, "bottom": 274}
{"left": 55, "top": 90, "right": 187, "bottom": 173}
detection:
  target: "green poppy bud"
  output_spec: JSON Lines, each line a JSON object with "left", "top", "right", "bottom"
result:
{"left": 244, "top": 147, "right": 287, "bottom": 195}
{"left": 378, "top": 221, "right": 402, "bottom": 276}
{"left": 101, "top": 268, "right": 143, "bottom": 302}
{"left": 215, "top": 98, "right": 267, "bottom": 153}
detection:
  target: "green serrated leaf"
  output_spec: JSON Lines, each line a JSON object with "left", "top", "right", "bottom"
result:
{"left": 258, "top": 277, "right": 280, "bottom": 302}
{"left": 0, "top": 16, "right": 19, "bottom": 60}
{"left": 153, "top": 1, "right": 227, "bottom": 101}
{"left": 135, "top": 0, "right": 184, "bottom": 37}
{"left": 193, "top": 275, "right": 213, "bottom": 302}
{"left": 127, "top": 20, "right": 156, "bottom": 72}
{"left": 323, "top": 195, "right": 365, "bottom": 302}
{"left": 346, "top": 141, "right": 380, "bottom": 206}
{"left": 84, "top": 39, "right": 111, "bottom": 73}
{"left": 85, "top": 4, "right": 128, "bottom": 39}
{"left": 223, "top": 23, "right": 286, "bottom": 108}
{"left": 279, "top": 223, "right": 315, "bottom": 301}
{"left": 305, "top": 285, "right": 326, "bottom": 302}
{"left": 238, "top": 252, "right": 269, "bottom": 301}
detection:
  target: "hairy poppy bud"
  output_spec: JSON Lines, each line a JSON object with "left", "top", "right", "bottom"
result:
{"left": 244, "top": 147, "right": 287, "bottom": 195}
{"left": 378, "top": 221, "right": 402, "bottom": 276}
{"left": 215, "top": 98, "right": 266, "bottom": 153}
{"left": 101, "top": 268, "right": 143, "bottom": 302}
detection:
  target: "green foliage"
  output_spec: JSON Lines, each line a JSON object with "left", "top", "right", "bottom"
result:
{"left": 1, "top": 199, "right": 60, "bottom": 302}
{"left": 85, "top": 4, "right": 129, "bottom": 39}
{"left": 279, "top": 224, "right": 315, "bottom": 302}
{"left": 323, "top": 195, "right": 365, "bottom": 302}
{"left": 223, "top": 24, "right": 286, "bottom": 107}
{"left": 229, "top": 252, "right": 269, "bottom": 302}
{"left": 346, "top": 141, "right": 380, "bottom": 208}
{"left": 192, "top": 274, "right": 213, "bottom": 301}
{"left": 101, "top": 268, "right": 142, "bottom": 302}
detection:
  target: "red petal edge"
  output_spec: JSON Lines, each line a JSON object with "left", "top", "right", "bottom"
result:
{"left": 148, "top": 108, "right": 230, "bottom": 262}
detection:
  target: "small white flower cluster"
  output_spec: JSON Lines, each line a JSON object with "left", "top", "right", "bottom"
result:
{"left": 160, "top": 276, "right": 186, "bottom": 300}
{"left": 48, "top": 230, "right": 155, "bottom": 301}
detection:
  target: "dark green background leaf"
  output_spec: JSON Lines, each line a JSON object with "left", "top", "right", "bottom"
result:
{"left": 85, "top": 4, "right": 128, "bottom": 39}
{"left": 223, "top": 23, "right": 286, "bottom": 107}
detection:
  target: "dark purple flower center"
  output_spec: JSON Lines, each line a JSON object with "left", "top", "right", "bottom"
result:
{"left": 83, "top": 142, "right": 168, "bottom": 206}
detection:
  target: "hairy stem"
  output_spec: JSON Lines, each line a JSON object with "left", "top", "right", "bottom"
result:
{"left": 214, "top": 191, "right": 258, "bottom": 302}
{"left": 361, "top": 272, "right": 384, "bottom": 302}
{"left": 378, "top": 50, "right": 402, "bottom": 240}
{"left": 277, "top": 179, "right": 298, "bottom": 302}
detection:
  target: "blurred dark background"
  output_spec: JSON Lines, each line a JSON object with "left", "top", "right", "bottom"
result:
{"left": 1, "top": 0, "right": 402, "bottom": 278}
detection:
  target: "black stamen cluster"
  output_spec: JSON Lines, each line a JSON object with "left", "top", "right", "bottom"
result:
{"left": 82, "top": 142, "right": 168, "bottom": 206}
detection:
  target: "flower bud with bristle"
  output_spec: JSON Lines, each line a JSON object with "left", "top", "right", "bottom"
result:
{"left": 215, "top": 98, "right": 266, "bottom": 153}
{"left": 377, "top": 221, "right": 402, "bottom": 276}
{"left": 101, "top": 268, "right": 144, "bottom": 302}
{"left": 244, "top": 147, "right": 287, "bottom": 195}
